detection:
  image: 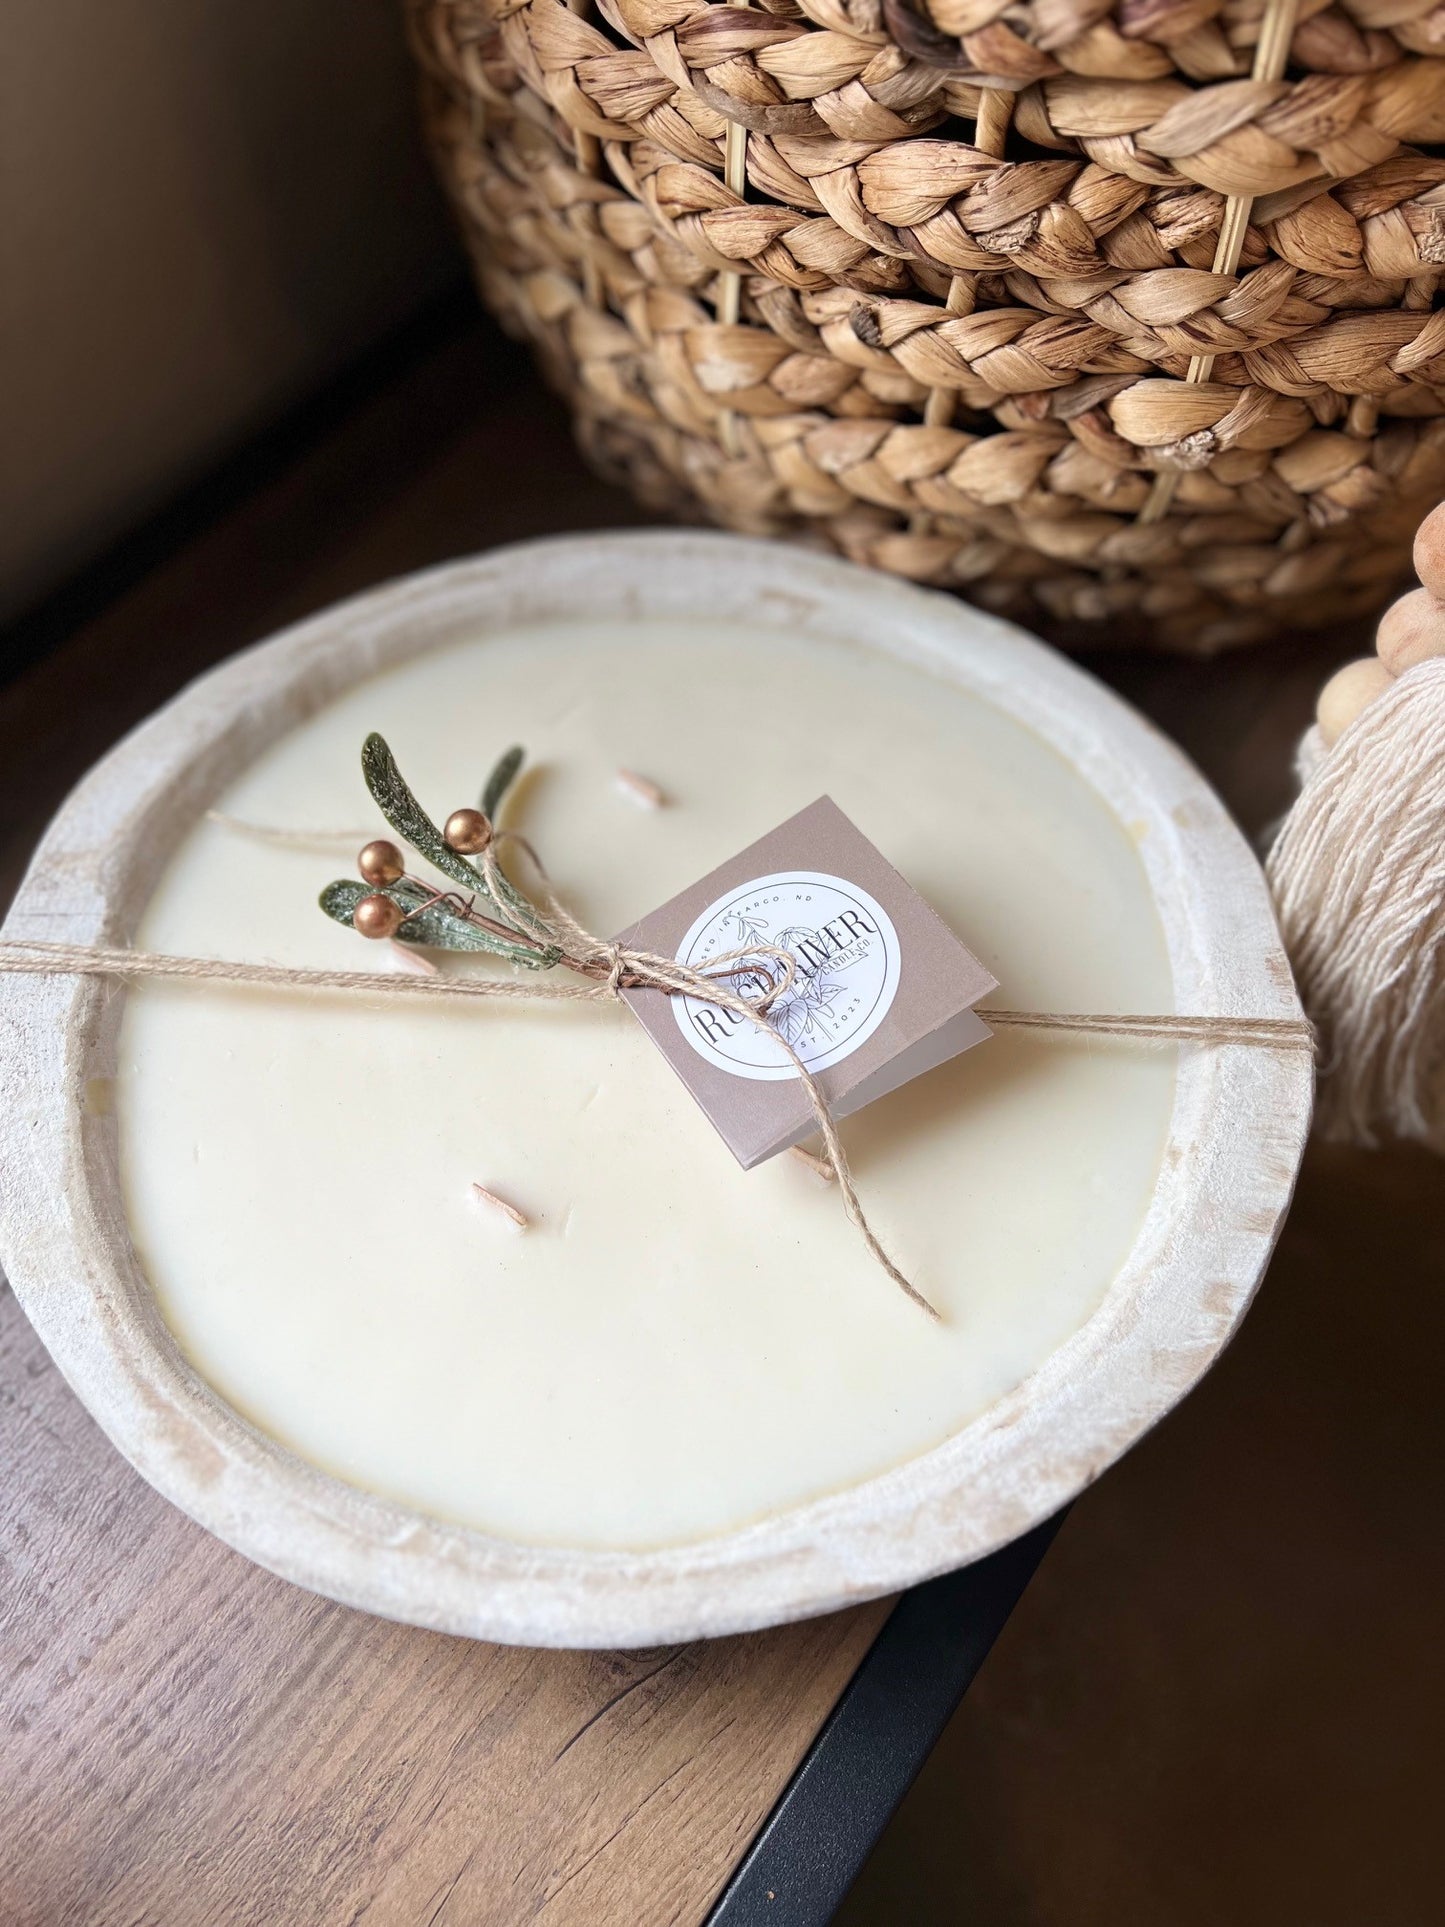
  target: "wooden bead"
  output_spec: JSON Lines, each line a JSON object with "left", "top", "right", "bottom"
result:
{"left": 1376, "top": 586, "right": 1445, "bottom": 676}
{"left": 353, "top": 893, "right": 404, "bottom": 940}
{"left": 1317, "top": 657, "right": 1393, "bottom": 748}
{"left": 357, "top": 839, "right": 404, "bottom": 886}
{"left": 1412, "top": 500, "right": 1445, "bottom": 601}
{"left": 444, "top": 807, "right": 491, "bottom": 854}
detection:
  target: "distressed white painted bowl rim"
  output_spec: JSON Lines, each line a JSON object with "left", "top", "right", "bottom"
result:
{"left": 0, "top": 532, "right": 1312, "bottom": 1648}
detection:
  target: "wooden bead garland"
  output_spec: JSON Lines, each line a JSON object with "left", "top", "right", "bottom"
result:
{"left": 1312, "top": 503, "right": 1445, "bottom": 744}
{"left": 1269, "top": 499, "right": 1445, "bottom": 1147}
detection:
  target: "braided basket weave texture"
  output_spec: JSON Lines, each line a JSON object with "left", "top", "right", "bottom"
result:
{"left": 409, "top": 0, "right": 1445, "bottom": 650}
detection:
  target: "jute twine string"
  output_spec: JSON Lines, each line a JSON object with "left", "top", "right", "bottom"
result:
{"left": 0, "top": 936, "right": 1315, "bottom": 1056}
{"left": 0, "top": 770, "right": 1315, "bottom": 1323}
{"left": 482, "top": 831, "right": 949, "bottom": 1311}
{"left": 0, "top": 881, "right": 1314, "bottom": 1321}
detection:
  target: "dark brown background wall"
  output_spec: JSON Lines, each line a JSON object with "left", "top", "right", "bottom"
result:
{"left": 1, "top": 0, "right": 456, "bottom": 620}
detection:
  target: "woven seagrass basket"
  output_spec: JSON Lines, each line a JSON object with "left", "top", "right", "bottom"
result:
{"left": 407, "top": 0, "right": 1445, "bottom": 651}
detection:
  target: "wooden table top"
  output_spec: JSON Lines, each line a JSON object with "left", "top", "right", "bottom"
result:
{"left": 2, "top": 307, "right": 1437, "bottom": 1927}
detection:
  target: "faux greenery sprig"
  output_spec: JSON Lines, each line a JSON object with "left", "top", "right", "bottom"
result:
{"left": 318, "top": 734, "right": 563, "bottom": 969}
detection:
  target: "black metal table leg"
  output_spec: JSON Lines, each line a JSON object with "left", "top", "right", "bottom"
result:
{"left": 708, "top": 1512, "right": 1066, "bottom": 1926}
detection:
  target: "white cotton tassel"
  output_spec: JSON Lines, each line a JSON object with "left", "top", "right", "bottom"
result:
{"left": 1266, "top": 656, "right": 1445, "bottom": 1148}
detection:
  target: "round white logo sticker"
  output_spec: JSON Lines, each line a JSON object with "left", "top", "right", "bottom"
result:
{"left": 671, "top": 870, "right": 902, "bottom": 1081}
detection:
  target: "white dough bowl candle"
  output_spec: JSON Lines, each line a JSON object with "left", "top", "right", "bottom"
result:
{"left": 0, "top": 534, "right": 1311, "bottom": 1647}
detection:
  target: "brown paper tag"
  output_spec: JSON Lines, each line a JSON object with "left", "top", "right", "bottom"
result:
{"left": 615, "top": 797, "right": 997, "bottom": 1169}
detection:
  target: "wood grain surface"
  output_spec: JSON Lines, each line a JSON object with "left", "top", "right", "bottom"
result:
{"left": 0, "top": 320, "right": 889, "bottom": 1927}
{"left": 2, "top": 1288, "right": 886, "bottom": 1926}
{"left": 0, "top": 309, "right": 1426, "bottom": 1926}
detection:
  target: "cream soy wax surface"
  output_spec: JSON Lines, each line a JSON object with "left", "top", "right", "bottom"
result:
{"left": 115, "top": 618, "right": 1177, "bottom": 1551}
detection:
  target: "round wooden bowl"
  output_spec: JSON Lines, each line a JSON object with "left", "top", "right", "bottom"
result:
{"left": 0, "top": 532, "right": 1311, "bottom": 1647}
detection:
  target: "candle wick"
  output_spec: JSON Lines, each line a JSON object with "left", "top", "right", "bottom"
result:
{"left": 471, "top": 1183, "right": 529, "bottom": 1231}
{"left": 616, "top": 768, "right": 666, "bottom": 809}
{"left": 789, "top": 1145, "right": 836, "bottom": 1184}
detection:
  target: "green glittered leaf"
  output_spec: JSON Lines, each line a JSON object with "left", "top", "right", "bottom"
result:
{"left": 351, "top": 732, "right": 557, "bottom": 962}
{"left": 360, "top": 732, "right": 486, "bottom": 897}
{"left": 475, "top": 743, "right": 552, "bottom": 939}
{"left": 482, "top": 745, "right": 524, "bottom": 820}
{"left": 318, "top": 880, "right": 560, "bottom": 968}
